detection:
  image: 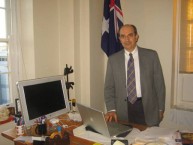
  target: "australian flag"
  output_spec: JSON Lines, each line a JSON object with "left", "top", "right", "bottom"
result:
{"left": 101, "top": 0, "right": 124, "bottom": 57}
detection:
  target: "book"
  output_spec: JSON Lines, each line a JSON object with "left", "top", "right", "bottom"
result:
{"left": 181, "top": 132, "right": 193, "bottom": 145}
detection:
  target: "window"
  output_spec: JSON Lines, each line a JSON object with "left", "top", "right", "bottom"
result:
{"left": 172, "top": 0, "right": 193, "bottom": 110}
{"left": 0, "top": 0, "right": 11, "bottom": 105}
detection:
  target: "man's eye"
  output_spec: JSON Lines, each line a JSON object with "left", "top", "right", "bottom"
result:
{"left": 120, "top": 35, "right": 126, "bottom": 39}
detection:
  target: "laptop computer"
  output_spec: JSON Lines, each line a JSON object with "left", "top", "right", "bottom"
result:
{"left": 77, "top": 103, "right": 133, "bottom": 138}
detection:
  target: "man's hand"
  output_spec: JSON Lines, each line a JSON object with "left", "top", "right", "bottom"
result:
{"left": 104, "top": 111, "right": 118, "bottom": 122}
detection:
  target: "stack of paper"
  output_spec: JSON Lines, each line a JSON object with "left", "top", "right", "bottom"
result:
{"left": 73, "top": 125, "right": 111, "bottom": 144}
{"left": 73, "top": 126, "right": 181, "bottom": 145}
{"left": 132, "top": 127, "right": 180, "bottom": 145}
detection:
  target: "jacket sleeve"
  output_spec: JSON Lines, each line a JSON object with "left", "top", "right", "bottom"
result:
{"left": 153, "top": 51, "right": 166, "bottom": 111}
{"left": 104, "top": 58, "right": 116, "bottom": 111}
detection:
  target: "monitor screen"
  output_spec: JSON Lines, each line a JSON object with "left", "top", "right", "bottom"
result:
{"left": 17, "top": 75, "right": 70, "bottom": 127}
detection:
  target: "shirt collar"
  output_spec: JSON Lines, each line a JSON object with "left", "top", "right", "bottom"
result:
{"left": 124, "top": 46, "right": 138, "bottom": 56}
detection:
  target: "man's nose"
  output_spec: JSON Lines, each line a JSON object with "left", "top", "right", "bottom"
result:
{"left": 125, "top": 36, "right": 130, "bottom": 41}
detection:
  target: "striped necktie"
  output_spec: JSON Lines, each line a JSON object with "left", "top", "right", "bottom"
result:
{"left": 127, "top": 53, "right": 137, "bottom": 104}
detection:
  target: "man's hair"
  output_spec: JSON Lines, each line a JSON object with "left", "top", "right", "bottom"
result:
{"left": 119, "top": 24, "right": 138, "bottom": 35}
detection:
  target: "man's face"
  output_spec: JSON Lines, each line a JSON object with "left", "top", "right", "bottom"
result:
{"left": 119, "top": 26, "right": 139, "bottom": 52}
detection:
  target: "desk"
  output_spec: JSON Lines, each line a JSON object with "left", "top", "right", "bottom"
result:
{"left": 1, "top": 114, "right": 147, "bottom": 145}
{"left": 1, "top": 114, "right": 95, "bottom": 145}
{"left": 1, "top": 128, "right": 95, "bottom": 145}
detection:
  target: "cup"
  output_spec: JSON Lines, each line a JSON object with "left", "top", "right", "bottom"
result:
{"left": 35, "top": 124, "right": 47, "bottom": 135}
{"left": 15, "top": 125, "right": 24, "bottom": 136}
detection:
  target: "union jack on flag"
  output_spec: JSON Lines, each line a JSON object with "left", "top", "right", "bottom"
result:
{"left": 101, "top": 0, "right": 124, "bottom": 57}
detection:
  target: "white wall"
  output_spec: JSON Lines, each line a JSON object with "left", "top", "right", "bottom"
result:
{"left": 33, "top": 0, "right": 60, "bottom": 77}
{"left": 89, "top": 1, "right": 105, "bottom": 110}
{"left": 19, "top": 0, "right": 35, "bottom": 79}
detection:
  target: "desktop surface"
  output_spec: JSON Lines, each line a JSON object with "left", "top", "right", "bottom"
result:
{"left": 1, "top": 113, "right": 95, "bottom": 145}
{"left": 1, "top": 113, "right": 148, "bottom": 145}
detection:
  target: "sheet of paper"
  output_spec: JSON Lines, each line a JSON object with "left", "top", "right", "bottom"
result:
{"left": 134, "top": 127, "right": 178, "bottom": 145}
{"left": 73, "top": 125, "right": 111, "bottom": 144}
{"left": 125, "top": 128, "right": 141, "bottom": 144}
{"left": 14, "top": 136, "right": 33, "bottom": 143}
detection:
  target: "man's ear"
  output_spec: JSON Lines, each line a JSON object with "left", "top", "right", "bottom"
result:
{"left": 136, "top": 34, "right": 139, "bottom": 42}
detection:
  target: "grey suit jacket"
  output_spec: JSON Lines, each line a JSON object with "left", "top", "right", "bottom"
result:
{"left": 104, "top": 47, "right": 165, "bottom": 126}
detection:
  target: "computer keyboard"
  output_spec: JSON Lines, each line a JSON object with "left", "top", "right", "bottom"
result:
{"left": 107, "top": 122, "right": 133, "bottom": 137}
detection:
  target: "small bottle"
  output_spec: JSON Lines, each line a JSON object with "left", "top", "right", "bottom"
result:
{"left": 72, "top": 98, "right": 76, "bottom": 112}
{"left": 57, "top": 126, "right": 62, "bottom": 138}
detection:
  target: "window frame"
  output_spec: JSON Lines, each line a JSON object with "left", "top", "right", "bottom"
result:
{"left": 0, "top": 0, "right": 12, "bottom": 106}
{"left": 172, "top": 0, "right": 193, "bottom": 111}
{"left": 0, "top": 0, "right": 22, "bottom": 107}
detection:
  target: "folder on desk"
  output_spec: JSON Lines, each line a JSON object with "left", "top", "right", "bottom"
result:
{"left": 76, "top": 103, "right": 133, "bottom": 138}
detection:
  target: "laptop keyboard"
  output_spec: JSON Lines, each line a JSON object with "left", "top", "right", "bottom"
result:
{"left": 107, "top": 122, "right": 123, "bottom": 129}
{"left": 107, "top": 122, "right": 132, "bottom": 137}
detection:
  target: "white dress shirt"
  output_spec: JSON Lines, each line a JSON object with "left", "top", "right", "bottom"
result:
{"left": 124, "top": 47, "right": 142, "bottom": 98}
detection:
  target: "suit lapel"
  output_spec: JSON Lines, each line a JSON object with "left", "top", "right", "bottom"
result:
{"left": 118, "top": 50, "right": 126, "bottom": 85}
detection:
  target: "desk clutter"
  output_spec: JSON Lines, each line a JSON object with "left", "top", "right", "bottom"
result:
{"left": 73, "top": 126, "right": 185, "bottom": 145}
{"left": 14, "top": 131, "right": 70, "bottom": 145}
{"left": 2, "top": 110, "right": 193, "bottom": 145}
{"left": 11, "top": 112, "right": 193, "bottom": 145}
{"left": 130, "top": 127, "right": 180, "bottom": 145}
{"left": 68, "top": 112, "right": 82, "bottom": 122}
{"left": 13, "top": 114, "right": 82, "bottom": 145}
{"left": 33, "top": 131, "right": 70, "bottom": 145}
{"left": 180, "top": 132, "right": 193, "bottom": 145}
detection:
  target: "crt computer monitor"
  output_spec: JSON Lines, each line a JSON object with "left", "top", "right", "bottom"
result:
{"left": 17, "top": 75, "right": 70, "bottom": 127}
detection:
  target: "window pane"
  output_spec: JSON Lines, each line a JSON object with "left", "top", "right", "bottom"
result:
{"left": 0, "top": 42, "right": 9, "bottom": 105}
{"left": 0, "top": 42, "right": 8, "bottom": 73}
{"left": 179, "top": 0, "right": 193, "bottom": 73}
{"left": 0, "top": 0, "right": 5, "bottom": 7}
{"left": 0, "top": 73, "right": 10, "bottom": 105}
{"left": 0, "top": 9, "right": 6, "bottom": 38}
{"left": 0, "top": 0, "right": 11, "bottom": 106}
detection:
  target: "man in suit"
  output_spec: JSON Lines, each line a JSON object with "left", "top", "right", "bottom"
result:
{"left": 104, "top": 24, "right": 165, "bottom": 126}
